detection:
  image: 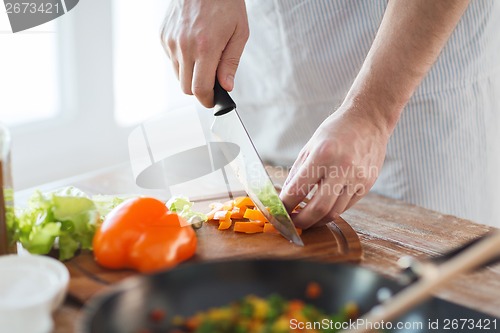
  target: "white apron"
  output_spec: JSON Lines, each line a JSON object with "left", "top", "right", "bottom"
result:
{"left": 232, "top": 0, "right": 500, "bottom": 227}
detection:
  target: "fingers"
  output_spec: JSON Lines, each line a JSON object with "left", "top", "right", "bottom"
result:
{"left": 284, "top": 148, "right": 308, "bottom": 188}
{"left": 192, "top": 58, "right": 218, "bottom": 107}
{"left": 217, "top": 26, "right": 249, "bottom": 92}
{"left": 160, "top": 0, "right": 249, "bottom": 108}
{"left": 280, "top": 159, "right": 322, "bottom": 214}
{"left": 344, "top": 187, "right": 366, "bottom": 211}
{"left": 179, "top": 59, "right": 194, "bottom": 95}
{"left": 172, "top": 59, "right": 180, "bottom": 80}
{"left": 331, "top": 186, "right": 354, "bottom": 215}
{"left": 292, "top": 178, "right": 345, "bottom": 229}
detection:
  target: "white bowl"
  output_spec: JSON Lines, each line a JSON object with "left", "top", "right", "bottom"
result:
{"left": 0, "top": 254, "right": 70, "bottom": 333}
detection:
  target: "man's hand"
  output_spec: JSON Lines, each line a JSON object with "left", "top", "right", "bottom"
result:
{"left": 161, "top": 0, "right": 249, "bottom": 107}
{"left": 281, "top": 0, "right": 469, "bottom": 229}
{"left": 281, "top": 104, "right": 389, "bottom": 230}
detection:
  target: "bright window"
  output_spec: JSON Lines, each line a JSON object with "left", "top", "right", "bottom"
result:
{"left": 112, "top": 0, "right": 194, "bottom": 127}
{"left": 0, "top": 11, "right": 59, "bottom": 126}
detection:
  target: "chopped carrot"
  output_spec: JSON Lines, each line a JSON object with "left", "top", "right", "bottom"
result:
{"left": 305, "top": 282, "right": 322, "bottom": 299}
{"left": 185, "top": 316, "right": 200, "bottom": 330}
{"left": 288, "top": 300, "right": 305, "bottom": 312}
{"left": 253, "top": 220, "right": 266, "bottom": 227}
{"left": 218, "top": 219, "right": 232, "bottom": 230}
{"left": 234, "top": 222, "right": 264, "bottom": 233}
{"left": 243, "top": 208, "right": 268, "bottom": 222}
{"left": 234, "top": 196, "right": 255, "bottom": 208}
{"left": 148, "top": 308, "right": 166, "bottom": 322}
{"left": 230, "top": 206, "right": 246, "bottom": 219}
{"left": 263, "top": 223, "right": 280, "bottom": 234}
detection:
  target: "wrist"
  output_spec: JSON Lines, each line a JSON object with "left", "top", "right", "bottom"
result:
{"left": 340, "top": 81, "right": 404, "bottom": 139}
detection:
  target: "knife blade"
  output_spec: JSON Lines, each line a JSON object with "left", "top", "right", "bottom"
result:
{"left": 211, "top": 81, "right": 304, "bottom": 246}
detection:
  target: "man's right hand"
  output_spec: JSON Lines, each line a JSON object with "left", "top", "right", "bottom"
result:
{"left": 161, "top": 0, "right": 249, "bottom": 107}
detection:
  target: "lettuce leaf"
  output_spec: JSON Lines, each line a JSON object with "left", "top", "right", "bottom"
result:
{"left": 166, "top": 196, "right": 207, "bottom": 227}
{"left": 254, "top": 183, "right": 289, "bottom": 217}
{"left": 13, "top": 186, "right": 100, "bottom": 260}
{"left": 91, "top": 194, "right": 132, "bottom": 219}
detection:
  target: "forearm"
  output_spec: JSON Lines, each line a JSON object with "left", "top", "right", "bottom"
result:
{"left": 344, "top": 0, "right": 470, "bottom": 135}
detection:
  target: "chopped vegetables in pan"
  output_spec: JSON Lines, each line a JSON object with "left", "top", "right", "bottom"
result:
{"left": 134, "top": 282, "right": 360, "bottom": 333}
{"left": 167, "top": 293, "right": 359, "bottom": 333}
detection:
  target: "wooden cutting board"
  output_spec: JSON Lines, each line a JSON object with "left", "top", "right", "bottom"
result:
{"left": 64, "top": 215, "right": 362, "bottom": 304}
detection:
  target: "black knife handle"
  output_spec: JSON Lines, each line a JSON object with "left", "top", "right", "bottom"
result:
{"left": 213, "top": 79, "right": 236, "bottom": 116}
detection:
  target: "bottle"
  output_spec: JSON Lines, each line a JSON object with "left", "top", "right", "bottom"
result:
{"left": 0, "top": 122, "right": 16, "bottom": 255}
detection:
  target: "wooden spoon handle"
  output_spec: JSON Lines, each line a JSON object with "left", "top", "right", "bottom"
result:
{"left": 342, "top": 231, "right": 500, "bottom": 333}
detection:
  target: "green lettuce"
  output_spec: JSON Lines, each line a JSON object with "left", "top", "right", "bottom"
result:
{"left": 91, "top": 194, "right": 131, "bottom": 219}
{"left": 14, "top": 186, "right": 100, "bottom": 260}
{"left": 254, "top": 183, "right": 289, "bottom": 217}
{"left": 166, "top": 196, "right": 207, "bottom": 228}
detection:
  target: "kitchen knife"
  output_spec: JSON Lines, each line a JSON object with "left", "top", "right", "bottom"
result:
{"left": 211, "top": 81, "right": 303, "bottom": 246}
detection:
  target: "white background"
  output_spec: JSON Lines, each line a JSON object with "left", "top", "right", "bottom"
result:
{"left": 1, "top": 0, "right": 193, "bottom": 189}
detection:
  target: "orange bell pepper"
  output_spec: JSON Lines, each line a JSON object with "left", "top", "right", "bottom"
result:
{"left": 229, "top": 206, "right": 246, "bottom": 219}
{"left": 263, "top": 222, "right": 280, "bottom": 234}
{"left": 243, "top": 208, "right": 268, "bottom": 222}
{"left": 234, "top": 221, "right": 265, "bottom": 233}
{"left": 234, "top": 196, "right": 254, "bottom": 208}
{"left": 218, "top": 219, "right": 232, "bottom": 230}
{"left": 92, "top": 197, "right": 197, "bottom": 273}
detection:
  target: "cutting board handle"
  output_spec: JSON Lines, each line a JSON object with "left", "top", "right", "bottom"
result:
{"left": 213, "top": 79, "right": 236, "bottom": 116}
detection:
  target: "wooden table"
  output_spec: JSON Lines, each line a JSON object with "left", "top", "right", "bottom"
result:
{"left": 15, "top": 164, "right": 500, "bottom": 333}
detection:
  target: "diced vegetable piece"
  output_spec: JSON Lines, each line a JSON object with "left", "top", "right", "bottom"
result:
{"left": 305, "top": 282, "right": 322, "bottom": 299}
{"left": 148, "top": 308, "right": 166, "bottom": 322}
{"left": 206, "top": 203, "right": 224, "bottom": 220}
{"left": 234, "top": 222, "right": 264, "bottom": 233}
{"left": 218, "top": 219, "right": 232, "bottom": 230}
{"left": 213, "top": 210, "right": 231, "bottom": 220}
{"left": 288, "top": 299, "right": 305, "bottom": 313}
{"left": 230, "top": 206, "right": 246, "bottom": 219}
{"left": 263, "top": 223, "right": 280, "bottom": 234}
{"left": 166, "top": 196, "right": 208, "bottom": 226}
{"left": 234, "top": 196, "right": 254, "bottom": 208}
{"left": 243, "top": 208, "right": 268, "bottom": 222}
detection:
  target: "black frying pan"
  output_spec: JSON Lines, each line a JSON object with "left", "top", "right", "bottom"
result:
{"left": 78, "top": 259, "right": 497, "bottom": 333}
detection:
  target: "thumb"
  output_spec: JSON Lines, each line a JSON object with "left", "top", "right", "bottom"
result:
{"left": 217, "top": 29, "right": 248, "bottom": 92}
